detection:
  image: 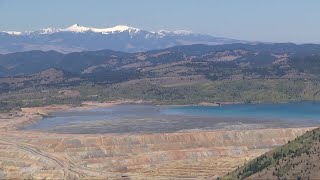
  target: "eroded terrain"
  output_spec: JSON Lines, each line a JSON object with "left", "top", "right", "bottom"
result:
{"left": 0, "top": 105, "right": 316, "bottom": 179}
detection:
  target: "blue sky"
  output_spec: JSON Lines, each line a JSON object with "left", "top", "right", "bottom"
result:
{"left": 0, "top": 0, "right": 319, "bottom": 43}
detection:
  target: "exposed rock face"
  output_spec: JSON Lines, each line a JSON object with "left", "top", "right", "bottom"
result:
{"left": 0, "top": 112, "right": 313, "bottom": 179}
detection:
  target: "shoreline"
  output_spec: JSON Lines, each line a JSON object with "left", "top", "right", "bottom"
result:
{"left": 2, "top": 100, "right": 150, "bottom": 131}
{"left": 3, "top": 99, "right": 320, "bottom": 133}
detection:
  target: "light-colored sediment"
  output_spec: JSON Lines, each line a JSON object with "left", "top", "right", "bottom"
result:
{"left": 0, "top": 104, "right": 316, "bottom": 179}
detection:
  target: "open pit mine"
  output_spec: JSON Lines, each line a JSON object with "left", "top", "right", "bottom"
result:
{"left": 0, "top": 105, "right": 315, "bottom": 179}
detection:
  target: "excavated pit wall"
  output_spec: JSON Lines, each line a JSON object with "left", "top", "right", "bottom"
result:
{"left": 0, "top": 127, "right": 314, "bottom": 179}
{"left": 0, "top": 107, "right": 316, "bottom": 179}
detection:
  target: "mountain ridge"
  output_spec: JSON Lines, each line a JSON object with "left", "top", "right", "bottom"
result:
{"left": 1, "top": 24, "right": 209, "bottom": 35}
{"left": 0, "top": 24, "right": 247, "bottom": 54}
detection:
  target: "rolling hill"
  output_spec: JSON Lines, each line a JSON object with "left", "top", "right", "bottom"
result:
{"left": 1, "top": 43, "right": 320, "bottom": 111}
{"left": 1, "top": 43, "right": 320, "bottom": 78}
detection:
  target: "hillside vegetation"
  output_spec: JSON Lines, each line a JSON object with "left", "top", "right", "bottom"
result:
{"left": 224, "top": 128, "right": 320, "bottom": 179}
{"left": 1, "top": 43, "right": 320, "bottom": 111}
{"left": 2, "top": 79, "right": 320, "bottom": 112}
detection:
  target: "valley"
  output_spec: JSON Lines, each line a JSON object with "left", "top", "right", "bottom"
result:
{"left": 1, "top": 43, "right": 320, "bottom": 179}
{"left": 2, "top": 1, "right": 320, "bottom": 179}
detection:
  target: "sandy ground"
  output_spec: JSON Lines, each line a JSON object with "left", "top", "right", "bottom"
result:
{"left": 0, "top": 103, "right": 316, "bottom": 179}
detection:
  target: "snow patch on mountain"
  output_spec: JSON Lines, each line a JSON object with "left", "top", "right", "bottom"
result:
{"left": 60, "top": 24, "right": 141, "bottom": 34}
{"left": 158, "top": 29, "right": 193, "bottom": 35}
{"left": 172, "top": 30, "right": 193, "bottom": 35}
{"left": 1, "top": 24, "right": 191, "bottom": 36}
{"left": 40, "top": 28, "right": 60, "bottom": 34}
{"left": 0, "top": 24, "right": 247, "bottom": 54}
{"left": 62, "top": 24, "right": 91, "bottom": 33}
{"left": 3, "top": 31, "right": 23, "bottom": 35}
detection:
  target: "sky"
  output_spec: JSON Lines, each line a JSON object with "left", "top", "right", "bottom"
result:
{"left": 0, "top": 0, "right": 319, "bottom": 43}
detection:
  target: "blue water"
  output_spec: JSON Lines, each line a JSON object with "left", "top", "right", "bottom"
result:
{"left": 161, "top": 102, "right": 320, "bottom": 121}
{"left": 20, "top": 102, "right": 320, "bottom": 134}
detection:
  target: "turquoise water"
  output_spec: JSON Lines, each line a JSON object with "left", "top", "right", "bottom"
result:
{"left": 21, "top": 102, "right": 320, "bottom": 134}
{"left": 161, "top": 102, "right": 320, "bottom": 121}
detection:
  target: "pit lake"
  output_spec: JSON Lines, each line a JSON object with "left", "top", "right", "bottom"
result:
{"left": 21, "top": 102, "right": 320, "bottom": 134}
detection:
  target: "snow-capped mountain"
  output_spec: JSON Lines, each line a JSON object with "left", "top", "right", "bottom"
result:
{"left": 62, "top": 24, "right": 141, "bottom": 34}
{"left": 0, "top": 24, "right": 246, "bottom": 54}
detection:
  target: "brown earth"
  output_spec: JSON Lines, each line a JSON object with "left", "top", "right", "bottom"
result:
{"left": 226, "top": 127, "right": 320, "bottom": 180}
{"left": 0, "top": 105, "right": 315, "bottom": 179}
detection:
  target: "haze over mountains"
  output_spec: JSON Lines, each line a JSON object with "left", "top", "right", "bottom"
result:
{"left": 0, "top": 24, "right": 246, "bottom": 54}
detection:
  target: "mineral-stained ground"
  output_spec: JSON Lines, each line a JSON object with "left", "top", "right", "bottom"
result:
{"left": 0, "top": 107, "right": 314, "bottom": 179}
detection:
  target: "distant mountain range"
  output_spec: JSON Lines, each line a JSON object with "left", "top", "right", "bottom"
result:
{"left": 1, "top": 43, "right": 320, "bottom": 78}
{"left": 0, "top": 24, "right": 247, "bottom": 54}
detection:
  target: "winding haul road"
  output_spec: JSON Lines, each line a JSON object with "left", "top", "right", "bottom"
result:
{"left": 0, "top": 137, "right": 134, "bottom": 179}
